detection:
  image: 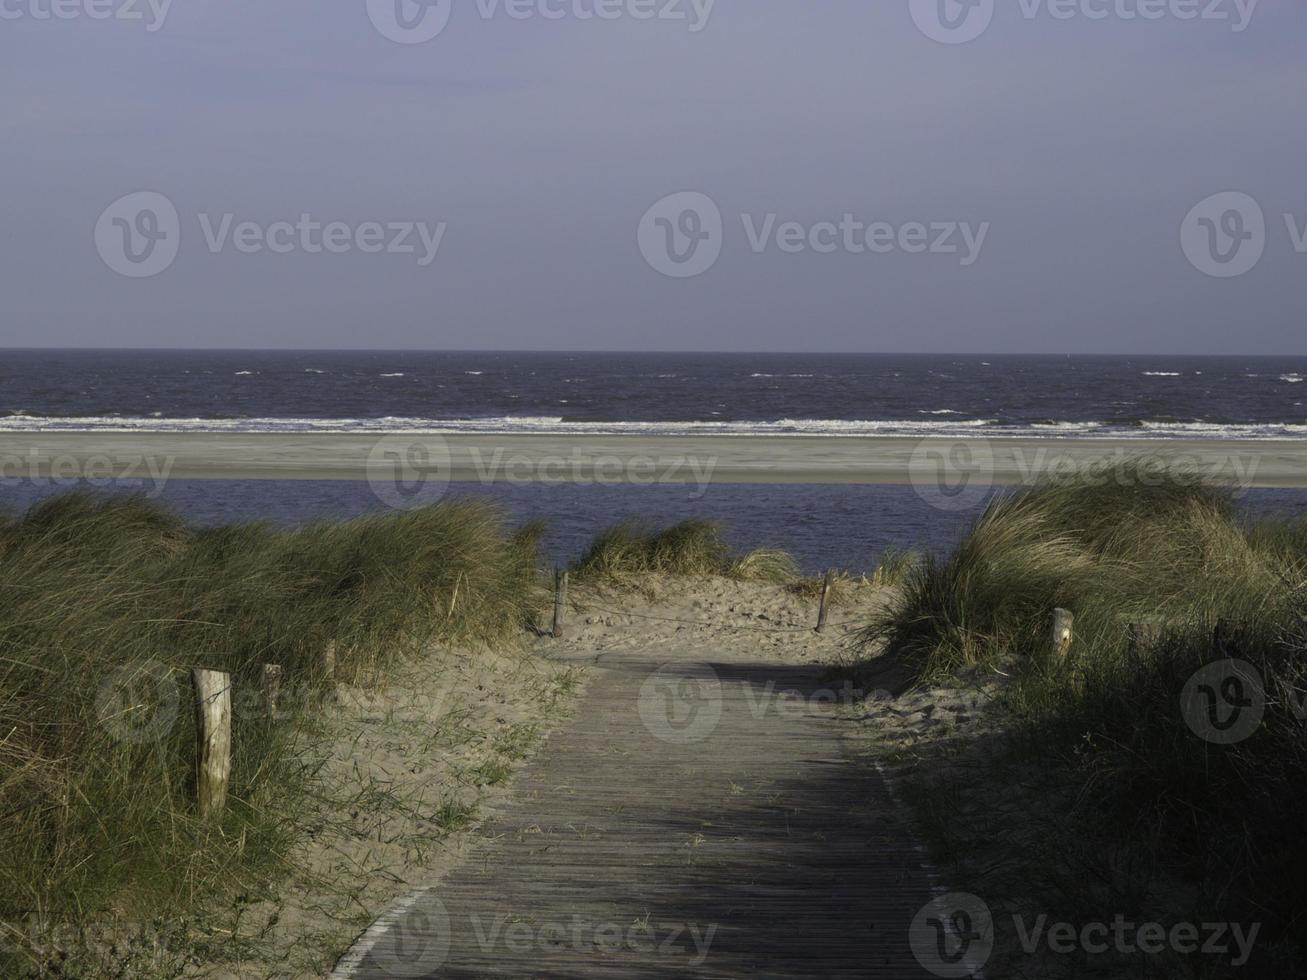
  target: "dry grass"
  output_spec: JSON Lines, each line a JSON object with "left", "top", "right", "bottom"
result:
{"left": 572, "top": 519, "right": 799, "bottom": 585}
{"left": 863, "top": 463, "right": 1307, "bottom": 964}
{"left": 0, "top": 491, "right": 546, "bottom": 974}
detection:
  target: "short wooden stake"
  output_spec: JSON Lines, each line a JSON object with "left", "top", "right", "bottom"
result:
{"left": 261, "top": 663, "right": 283, "bottom": 719}
{"left": 816, "top": 569, "right": 833, "bottom": 633}
{"left": 322, "top": 640, "right": 337, "bottom": 682}
{"left": 191, "top": 669, "right": 232, "bottom": 819}
{"left": 1051, "top": 608, "right": 1074, "bottom": 659}
{"left": 552, "top": 569, "right": 568, "bottom": 639}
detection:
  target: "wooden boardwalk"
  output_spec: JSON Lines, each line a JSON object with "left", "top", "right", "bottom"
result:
{"left": 336, "top": 650, "right": 938, "bottom": 978}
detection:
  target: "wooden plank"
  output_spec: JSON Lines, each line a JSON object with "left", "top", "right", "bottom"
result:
{"left": 342, "top": 654, "right": 938, "bottom": 978}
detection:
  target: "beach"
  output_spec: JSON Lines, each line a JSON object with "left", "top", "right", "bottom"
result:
{"left": 4, "top": 431, "right": 1307, "bottom": 487}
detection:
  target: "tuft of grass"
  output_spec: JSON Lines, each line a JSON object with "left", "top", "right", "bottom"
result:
{"left": 572, "top": 518, "right": 799, "bottom": 584}
{"left": 868, "top": 546, "right": 920, "bottom": 587}
{"left": 860, "top": 463, "right": 1273, "bottom": 678}
{"left": 862, "top": 461, "right": 1307, "bottom": 960}
{"left": 0, "top": 490, "right": 544, "bottom": 968}
{"left": 727, "top": 547, "right": 800, "bottom": 583}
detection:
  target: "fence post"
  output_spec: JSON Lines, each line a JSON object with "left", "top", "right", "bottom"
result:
{"left": 191, "top": 669, "right": 232, "bottom": 819}
{"left": 1051, "top": 609, "right": 1074, "bottom": 659}
{"left": 261, "top": 663, "right": 283, "bottom": 719}
{"left": 816, "top": 569, "right": 833, "bottom": 633}
{"left": 552, "top": 569, "right": 568, "bottom": 639}
{"left": 322, "top": 640, "right": 336, "bottom": 683}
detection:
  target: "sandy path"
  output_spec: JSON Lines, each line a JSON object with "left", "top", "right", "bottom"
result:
{"left": 332, "top": 578, "right": 938, "bottom": 978}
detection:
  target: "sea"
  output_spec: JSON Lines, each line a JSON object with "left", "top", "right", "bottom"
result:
{"left": 3, "top": 350, "right": 1307, "bottom": 572}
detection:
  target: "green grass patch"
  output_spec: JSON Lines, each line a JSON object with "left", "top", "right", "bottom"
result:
{"left": 863, "top": 462, "right": 1307, "bottom": 966}
{"left": 571, "top": 518, "right": 798, "bottom": 584}
{"left": 0, "top": 490, "right": 544, "bottom": 971}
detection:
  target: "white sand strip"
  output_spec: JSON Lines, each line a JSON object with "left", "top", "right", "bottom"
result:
{"left": 0, "top": 432, "right": 1304, "bottom": 487}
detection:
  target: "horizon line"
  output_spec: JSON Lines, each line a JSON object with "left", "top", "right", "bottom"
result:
{"left": 0, "top": 347, "right": 1303, "bottom": 359}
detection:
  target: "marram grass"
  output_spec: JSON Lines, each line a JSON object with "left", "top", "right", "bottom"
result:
{"left": 571, "top": 518, "right": 799, "bottom": 584}
{"left": 863, "top": 462, "right": 1307, "bottom": 956}
{"left": 0, "top": 491, "right": 544, "bottom": 966}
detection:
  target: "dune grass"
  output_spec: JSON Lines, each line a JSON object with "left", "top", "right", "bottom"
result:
{"left": 0, "top": 492, "right": 544, "bottom": 970}
{"left": 862, "top": 463, "right": 1307, "bottom": 958}
{"left": 867, "top": 546, "right": 920, "bottom": 587}
{"left": 570, "top": 518, "right": 798, "bottom": 584}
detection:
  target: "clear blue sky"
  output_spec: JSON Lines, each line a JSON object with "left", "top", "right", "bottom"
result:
{"left": 1, "top": 0, "right": 1303, "bottom": 352}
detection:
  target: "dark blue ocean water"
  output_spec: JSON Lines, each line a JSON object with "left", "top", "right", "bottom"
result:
{"left": 3, "top": 350, "right": 1307, "bottom": 571}
{"left": 3, "top": 349, "right": 1307, "bottom": 438}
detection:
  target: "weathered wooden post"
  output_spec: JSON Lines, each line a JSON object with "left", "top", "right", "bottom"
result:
{"left": 1051, "top": 609, "right": 1074, "bottom": 659}
{"left": 816, "top": 569, "right": 833, "bottom": 633}
{"left": 261, "top": 663, "right": 283, "bottom": 719}
{"left": 552, "top": 568, "right": 568, "bottom": 639}
{"left": 322, "top": 640, "right": 337, "bottom": 683}
{"left": 190, "top": 669, "right": 231, "bottom": 819}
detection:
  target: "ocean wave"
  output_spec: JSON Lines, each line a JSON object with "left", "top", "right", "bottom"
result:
{"left": 2, "top": 415, "right": 1307, "bottom": 440}
{"left": 1143, "top": 371, "right": 1181, "bottom": 377}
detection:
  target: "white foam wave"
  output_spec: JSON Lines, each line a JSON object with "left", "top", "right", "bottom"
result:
{"left": 1143, "top": 371, "right": 1181, "bottom": 377}
{"left": 2, "top": 415, "right": 1305, "bottom": 440}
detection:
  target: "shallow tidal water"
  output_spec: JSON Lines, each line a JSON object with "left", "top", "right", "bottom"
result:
{"left": 5, "top": 478, "right": 1307, "bottom": 575}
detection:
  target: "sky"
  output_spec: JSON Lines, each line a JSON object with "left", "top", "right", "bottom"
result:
{"left": 1, "top": 0, "right": 1304, "bottom": 353}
